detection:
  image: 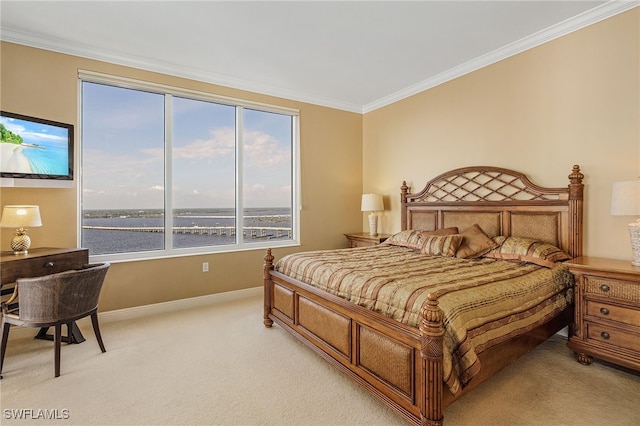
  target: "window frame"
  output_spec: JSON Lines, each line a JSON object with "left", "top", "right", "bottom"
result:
{"left": 78, "top": 70, "right": 300, "bottom": 263}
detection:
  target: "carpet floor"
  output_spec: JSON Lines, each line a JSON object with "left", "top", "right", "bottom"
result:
{"left": 1, "top": 291, "right": 638, "bottom": 425}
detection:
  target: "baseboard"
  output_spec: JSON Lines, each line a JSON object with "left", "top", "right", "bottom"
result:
{"left": 6, "top": 286, "right": 262, "bottom": 341}
{"left": 98, "top": 286, "right": 262, "bottom": 324}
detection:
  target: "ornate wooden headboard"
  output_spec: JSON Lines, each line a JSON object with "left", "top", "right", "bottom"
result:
{"left": 401, "top": 165, "right": 584, "bottom": 258}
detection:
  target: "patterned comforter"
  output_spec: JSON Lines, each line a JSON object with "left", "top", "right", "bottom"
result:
{"left": 275, "top": 244, "right": 574, "bottom": 394}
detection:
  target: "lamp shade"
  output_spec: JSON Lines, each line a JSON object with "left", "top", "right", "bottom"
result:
{"left": 361, "top": 194, "right": 383, "bottom": 212}
{"left": 0, "top": 205, "right": 43, "bottom": 228}
{"left": 611, "top": 181, "right": 640, "bottom": 216}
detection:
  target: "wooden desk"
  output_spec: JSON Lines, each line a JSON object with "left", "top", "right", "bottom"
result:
{"left": 1, "top": 247, "right": 89, "bottom": 343}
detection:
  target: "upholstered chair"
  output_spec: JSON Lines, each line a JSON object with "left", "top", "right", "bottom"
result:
{"left": 0, "top": 262, "right": 110, "bottom": 378}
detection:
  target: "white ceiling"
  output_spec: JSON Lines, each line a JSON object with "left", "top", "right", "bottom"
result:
{"left": 1, "top": 1, "right": 636, "bottom": 113}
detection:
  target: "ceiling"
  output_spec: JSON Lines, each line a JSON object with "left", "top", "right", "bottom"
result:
{"left": 1, "top": 1, "right": 636, "bottom": 113}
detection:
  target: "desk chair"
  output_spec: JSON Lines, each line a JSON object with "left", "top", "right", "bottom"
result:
{"left": 0, "top": 262, "right": 110, "bottom": 378}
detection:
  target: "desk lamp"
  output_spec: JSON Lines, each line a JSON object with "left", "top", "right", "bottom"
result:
{"left": 0, "top": 205, "right": 43, "bottom": 254}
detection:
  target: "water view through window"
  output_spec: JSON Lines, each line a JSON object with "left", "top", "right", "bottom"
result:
{"left": 82, "top": 208, "right": 292, "bottom": 255}
{"left": 81, "top": 78, "right": 296, "bottom": 258}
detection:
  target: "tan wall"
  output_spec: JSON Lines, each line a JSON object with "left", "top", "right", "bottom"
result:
{"left": 2, "top": 9, "right": 638, "bottom": 312}
{"left": 0, "top": 42, "right": 363, "bottom": 311}
{"left": 363, "top": 9, "right": 640, "bottom": 260}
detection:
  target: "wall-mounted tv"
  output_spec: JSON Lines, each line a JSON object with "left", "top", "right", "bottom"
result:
{"left": 0, "top": 111, "right": 74, "bottom": 181}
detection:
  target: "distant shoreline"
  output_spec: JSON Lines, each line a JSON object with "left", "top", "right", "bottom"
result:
{"left": 83, "top": 207, "right": 290, "bottom": 219}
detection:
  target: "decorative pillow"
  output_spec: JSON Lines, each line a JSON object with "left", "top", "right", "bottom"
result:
{"left": 383, "top": 230, "right": 425, "bottom": 250}
{"left": 455, "top": 224, "right": 498, "bottom": 259}
{"left": 421, "top": 234, "right": 464, "bottom": 257}
{"left": 421, "top": 227, "right": 459, "bottom": 238}
{"left": 484, "top": 236, "right": 571, "bottom": 267}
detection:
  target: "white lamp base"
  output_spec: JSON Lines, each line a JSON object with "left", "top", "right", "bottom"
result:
{"left": 368, "top": 213, "right": 378, "bottom": 236}
{"left": 629, "top": 221, "right": 640, "bottom": 266}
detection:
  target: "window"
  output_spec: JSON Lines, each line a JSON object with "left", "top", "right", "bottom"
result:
{"left": 80, "top": 72, "right": 298, "bottom": 261}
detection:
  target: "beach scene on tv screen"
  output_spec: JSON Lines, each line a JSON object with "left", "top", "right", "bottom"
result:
{"left": 0, "top": 115, "right": 70, "bottom": 177}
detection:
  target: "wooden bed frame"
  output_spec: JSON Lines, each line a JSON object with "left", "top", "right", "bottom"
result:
{"left": 263, "top": 165, "right": 584, "bottom": 425}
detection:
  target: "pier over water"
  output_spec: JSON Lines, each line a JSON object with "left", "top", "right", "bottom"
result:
{"left": 82, "top": 225, "right": 292, "bottom": 238}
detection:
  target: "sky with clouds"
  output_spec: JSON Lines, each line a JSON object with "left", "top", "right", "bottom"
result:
{"left": 81, "top": 82, "right": 292, "bottom": 210}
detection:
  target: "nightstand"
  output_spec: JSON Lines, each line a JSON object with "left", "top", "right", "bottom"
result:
{"left": 566, "top": 256, "right": 640, "bottom": 371}
{"left": 344, "top": 232, "right": 391, "bottom": 248}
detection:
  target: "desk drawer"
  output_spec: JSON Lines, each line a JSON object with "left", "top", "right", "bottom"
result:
{"left": 1, "top": 249, "right": 89, "bottom": 284}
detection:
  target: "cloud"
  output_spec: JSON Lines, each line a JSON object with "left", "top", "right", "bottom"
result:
{"left": 172, "top": 128, "right": 235, "bottom": 160}
{"left": 243, "top": 130, "right": 289, "bottom": 168}
{"left": 82, "top": 124, "right": 291, "bottom": 209}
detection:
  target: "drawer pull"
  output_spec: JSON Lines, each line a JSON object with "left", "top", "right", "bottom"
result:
{"left": 600, "top": 331, "right": 610, "bottom": 340}
{"left": 599, "top": 284, "right": 610, "bottom": 292}
{"left": 44, "top": 261, "right": 55, "bottom": 268}
{"left": 599, "top": 307, "right": 610, "bottom": 315}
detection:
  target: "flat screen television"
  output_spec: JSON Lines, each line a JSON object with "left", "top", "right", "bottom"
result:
{"left": 0, "top": 111, "right": 74, "bottom": 181}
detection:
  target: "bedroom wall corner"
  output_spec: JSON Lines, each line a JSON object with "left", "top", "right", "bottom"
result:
{"left": 362, "top": 8, "right": 639, "bottom": 260}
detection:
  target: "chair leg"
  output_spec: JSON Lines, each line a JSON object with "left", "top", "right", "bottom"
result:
{"left": 90, "top": 313, "right": 106, "bottom": 353}
{"left": 0, "top": 320, "right": 11, "bottom": 378}
{"left": 54, "top": 324, "right": 62, "bottom": 377}
{"left": 66, "top": 323, "right": 73, "bottom": 344}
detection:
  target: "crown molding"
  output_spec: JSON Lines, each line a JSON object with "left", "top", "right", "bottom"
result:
{"left": 362, "top": 0, "right": 639, "bottom": 113}
{"left": 1, "top": 1, "right": 637, "bottom": 115}
{"left": 0, "top": 28, "right": 364, "bottom": 114}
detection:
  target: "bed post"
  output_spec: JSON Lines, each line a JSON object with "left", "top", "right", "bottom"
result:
{"left": 263, "top": 248, "right": 275, "bottom": 328}
{"left": 419, "top": 294, "right": 445, "bottom": 426}
{"left": 401, "top": 181, "right": 409, "bottom": 231}
{"left": 567, "top": 165, "right": 584, "bottom": 258}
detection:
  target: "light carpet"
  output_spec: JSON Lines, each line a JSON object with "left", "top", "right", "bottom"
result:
{"left": 1, "top": 291, "right": 638, "bottom": 425}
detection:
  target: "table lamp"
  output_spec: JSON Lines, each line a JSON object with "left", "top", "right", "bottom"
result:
{"left": 361, "top": 193, "right": 384, "bottom": 236}
{"left": 610, "top": 180, "right": 640, "bottom": 266}
{"left": 0, "top": 205, "right": 43, "bottom": 254}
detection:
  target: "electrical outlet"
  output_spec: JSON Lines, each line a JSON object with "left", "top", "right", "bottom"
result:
{"left": 202, "top": 262, "right": 209, "bottom": 272}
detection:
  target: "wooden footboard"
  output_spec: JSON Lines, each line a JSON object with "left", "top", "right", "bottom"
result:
{"left": 263, "top": 249, "right": 572, "bottom": 425}
{"left": 264, "top": 248, "right": 445, "bottom": 425}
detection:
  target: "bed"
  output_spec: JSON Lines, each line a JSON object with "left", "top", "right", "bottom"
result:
{"left": 262, "top": 165, "right": 584, "bottom": 425}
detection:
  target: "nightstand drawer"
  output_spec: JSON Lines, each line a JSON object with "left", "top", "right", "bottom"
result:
{"left": 586, "top": 322, "right": 640, "bottom": 353}
{"left": 349, "top": 239, "right": 375, "bottom": 248}
{"left": 584, "top": 276, "right": 640, "bottom": 302}
{"left": 586, "top": 300, "right": 640, "bottom": 324}
{"left": 344, "top": 233, "right": 390, "bottom": 248}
